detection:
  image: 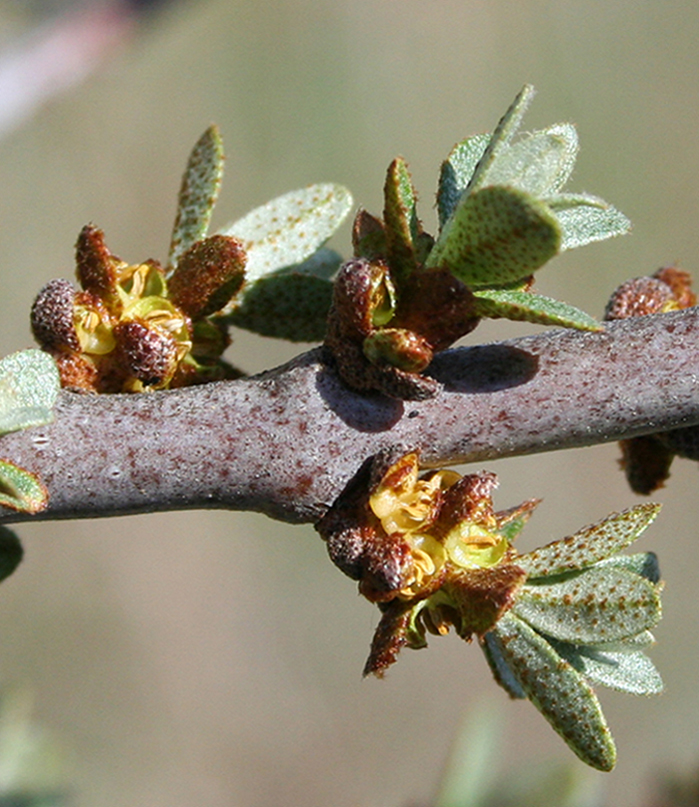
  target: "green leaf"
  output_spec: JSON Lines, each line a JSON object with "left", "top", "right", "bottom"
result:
{"left": 219, "top": 183, "right": 353, "bottom": 283}
{"left": 488, "top": 612, "right": 616, "bottom": 771}
{"left": 0, "top": 460, "right": 48, "bottom": 513}
{"left": 0, "top": 527, "right": 23, "bottom": 582}
{"left": 437, "top": 133, "right": 491, "bottom": 229}
{"left": 425, "top": 186, "right": 561, "bottom": 287}
{"left": 168, "top": 125, "right": 225, "bottom": 270}
{"left": 483, "top": 124, "right": 578, "bottom": 197}
{"left": 551, "top": 640, "right": 663, "bottom": 696}
{"left": 383, "top": 157, "right": 420, "bottom": 285}
{"left": 225, "top": 272, "right": 333, "bottom": 342}
{"left": 546, "top": 194, "right": 631, "bottom": 250}
{"left": 465, "top": 85, "right": 536, "bottom": 194}
{"left": 0, "top": 350, "right": 60, "bottom": 436}
{"left": 472, "top": 289, "right": 601, "bottom": 331}
{"left": 514, "top": 565, "right": 661, "bottom": 644}
{"left": 516, "top": 504, "right": 661, "bottom": 580}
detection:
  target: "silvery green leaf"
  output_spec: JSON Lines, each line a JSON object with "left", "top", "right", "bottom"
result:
{"left": 383, "top": 157, "right": 420, "bottom": 284}
{"left": 517, "top": 503, "right": 661, "bottom": 580}
{"left": 437, "top": 133, "right": 491, "bottom": 229}
{"left": 219, "top": 183, "right": 353, "bottom": 283}
{"left": 596, "top": 551, "right": 660, "bottom": 584}
{"left": 551, "top": 640, "right": 663, "bottom": 696}
{"left": 585, "top": 630, "right": 656, "bottom": 652}
{"left": 0, "top": 527, "right": 22, "bottom": 582}
{"left": 466, "top": 85, "right": 536, "bottom": 194}
{"left": 225, "top": 272, "right": 333, "bottom": 342}
{"left": 472, "top": 289, "right": 601, "bottom": 331}
{"left": 0, "top": 460, "right": 48, "bottom": 513}
{"left": 0, "top": 350, "right": 60, "bottom": 436}
{"left": 425, "top": 186, "right": 561, "bottom": 287}
{"left": 489, "top": 612, "right": 616, "bottom": 771}
{"left": 546, "top": 193, "right": 631, "bottom": 250}
{"left": 514, "top": 565, "right": 661, "bottom": 644}
{"left": 168, "top": 125, "right": 225, "bottom": 270}
{"left": 481, "top": 631, "right": 526, "bottom": 699}
{"left": 482, "top": 124, "right": 578, "bottom": 197}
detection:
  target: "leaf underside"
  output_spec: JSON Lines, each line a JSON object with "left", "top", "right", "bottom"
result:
{"left": 517, "top": 504, "right": 661, "bottom": 580}
{"left": 169, "top": 124, "right": 225, "bottom": 270}
{"left": 487, "top": 612, "right": 617, "bottom": 771}
{"left": 219, "top": 184, "right": 353, "bottom": 284}
{"left": 0, "top": 350, "right": 60, "bottom": 435}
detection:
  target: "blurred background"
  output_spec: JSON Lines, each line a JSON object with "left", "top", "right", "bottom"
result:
{"left": 0, "top": 1, "right": 697, "bottom": 805}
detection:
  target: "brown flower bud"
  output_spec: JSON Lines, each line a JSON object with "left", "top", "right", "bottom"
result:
{"left": 75, "top": 224, "right": 122, "bottom": 308}
{"left": 114, "top": 319, "right": 179, "bottom": 388}
{"left": 168, "top": 234, "right": 246, "bottom": 319}
{"left": 30, "top": 278, "right": 80, "bottom": 352}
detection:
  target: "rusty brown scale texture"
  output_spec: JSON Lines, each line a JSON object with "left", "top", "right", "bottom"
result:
{"left": 351, "top": 208, "right": 387, "bottom": 261}
{"left": 325, "top": 256, "right": 481, "bottom": 399}
{"left": 114, "top": 320, "right": 179, "bottom": 387}
{"left": 316, "top": 451, "right": 417, "bottom": 601}
{"left": 52, "top": 351, "right": 99, "bottom": 391}
{"left": 75, "top": 224, "right": 121, "bottom": 305}
{"left": 30, "top": 278, "right": 81, "bottom": 352}
{"left": 324, "top": 314, "right": 440, "bottom": 400}
{"left": 392, "top": 266, "right": 480, "bottom": 352}
{"left": 446, "top": 563, "right": 527, "bottom": 639}
{"left": 167, "top": 235, "right": 247, "bottom": 319}
{"left": 433, "top": 472, "right": 498, "bottom": 538}
{"left": 363, "top": 602, "right": 413, "bottom": 678}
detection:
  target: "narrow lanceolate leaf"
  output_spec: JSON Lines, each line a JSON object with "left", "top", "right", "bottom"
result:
{"left": 0, "top": 460, "right": 48, "bottom": 513}
{"left": 383, "top": 157, "right": 420, "bottom": 285}
{"left": 465, "top": 84, "right": 536, "bottom": 194}
{"left": 219, "top": 184, "right": 353, "bottom": 284}
{"left": 226, "top": 272, "right": 333, "bottom": 342}
{"left": 472, "top": 289, "right": 601, "bottom": 331}
{"left": 517, "top": 504, "right": 661, "bottom": 580}
{"left": 437, "top": 133, "right": 491, "bottom": 229}
{"left": 551, "top": 640, "right": 663, "bottom": 696}
{"left": 0, "top": 527, "right": 23, "bottom": 582}
{"left": 425, "top": 186, "right": 561, "bottom": 287}
{"left": 169, "top": 125, "right": 225, "bottom": 270}
{"left": 546, "top": 194, "right": 631, "bottom": 250}
{"left": 482, "top": 124, "right": 579, "bottom": 197}
{"left": 0, "top": 350, "right": 60, "bottom": 436}
{"left": 514, "top": 565, "right": 661, "bottom": 644}
{"left": 488, "top": 612, "right": 617, "bottom": 771}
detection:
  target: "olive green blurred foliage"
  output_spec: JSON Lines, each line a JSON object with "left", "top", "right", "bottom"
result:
{"left": 1, "top": 2, "right": 699, "bottom": 807}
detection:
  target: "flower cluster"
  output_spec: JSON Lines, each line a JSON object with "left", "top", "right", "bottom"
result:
{"left": 30, "top": 126, "right": 353, "bottom": 392}
{"left": 31, "top": 226, "right": 245, "bottom": 392}
{"left": 316, "top": 449, "right": 663, "bottom": 771}
{"left": 605, "top": 265, "right": 699, "bottom": 493}
{"left": 325, "top": 85, "right": 629, "bottom": 400}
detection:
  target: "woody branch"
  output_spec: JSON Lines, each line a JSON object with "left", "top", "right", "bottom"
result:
{"left": 0, "top": 307, "right": 697, "bottom": 527}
